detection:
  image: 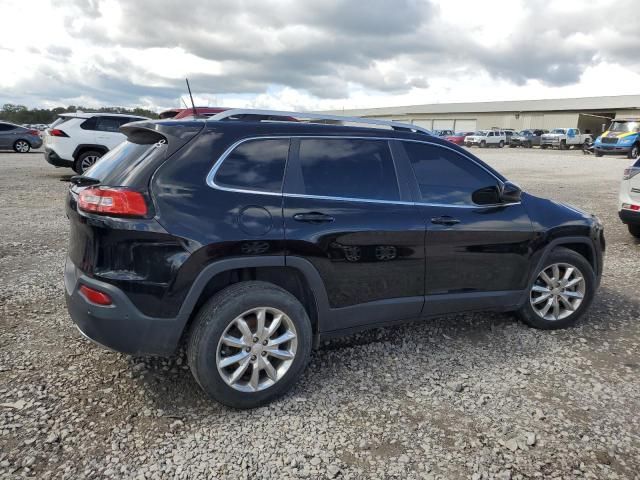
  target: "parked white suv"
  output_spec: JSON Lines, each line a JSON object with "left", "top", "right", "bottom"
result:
{"left": 464, "top": 130, "right": 507, "bottom": 148}
{"left": 540, "top": 128, "right": 592, "bottom": 150}
{"left": 619, "top": 157, "right": 640, "bottom": 238}
{"left": 43, "top": 113, "right": 148, "bottom": 173}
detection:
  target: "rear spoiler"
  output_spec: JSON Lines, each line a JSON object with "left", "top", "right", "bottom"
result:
{"left": 120, "top": 120, "right": 205, "bottom": 156}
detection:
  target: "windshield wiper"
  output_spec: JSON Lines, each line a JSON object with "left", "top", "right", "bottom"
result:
{"left": 70, "top": 175, "right": 100, "bottom": 187}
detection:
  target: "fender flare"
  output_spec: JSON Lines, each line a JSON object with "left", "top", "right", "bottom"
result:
{"left": 173, "top": 255, "right": 331, "bottom": 333}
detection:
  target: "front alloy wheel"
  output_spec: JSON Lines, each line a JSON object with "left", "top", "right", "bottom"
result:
{"left": 518, "top": 247, "right": 595, "bottom": 330}
{"left": 216, "top": 307, "right": 297, "bottom": 392}
{"left": 530, "top": 263, "right": 585, "bottom": 321}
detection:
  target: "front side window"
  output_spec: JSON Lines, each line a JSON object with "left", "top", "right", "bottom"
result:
{"left": 404, "top": 142, "right": 499, "bottom": 205}
{"left": 296, "top": 138, "right": 400, "bottom": 201}
{"left": 214, "top": 138, "right": 289, "bottom": 193}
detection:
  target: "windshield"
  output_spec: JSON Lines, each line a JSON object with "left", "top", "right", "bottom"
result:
{"left": 474, "top": 130, "right": 489, "bottom": 135}
{"left": 84, "top": 140, "right": 167, "bottom": 183}
{"left": 518, "top": 130, "right": 531, "bottom": 136}
{"left": 609, "top": 121, "right": 640, "bottom": 133}
{"left": 550, "top": 128, "right": 566, "bottom": 134}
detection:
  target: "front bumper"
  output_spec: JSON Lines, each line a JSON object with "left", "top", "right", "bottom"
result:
{"left": 44, "top": 147, "right": 74, "bottom": 168}
{"left": 619, "top": 208, "right": 640, "bottom": 225}
{"left": 64, "top": 257, "right": 184, "bottom": 356}
{"left": 595, "top": 144, "right": 632, "bottom": 154}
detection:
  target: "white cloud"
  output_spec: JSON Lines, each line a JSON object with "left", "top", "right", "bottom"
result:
{"left": 0, "top": 0, "right": 639, "bottom": 112}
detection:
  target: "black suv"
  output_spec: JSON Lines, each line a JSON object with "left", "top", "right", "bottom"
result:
{"left": 65, "top": 110, "right": 605, "bottom": 408}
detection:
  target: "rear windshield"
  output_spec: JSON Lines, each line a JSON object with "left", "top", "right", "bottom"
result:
{"left": 84, "top": 140, "right": 167, "bottom": 184}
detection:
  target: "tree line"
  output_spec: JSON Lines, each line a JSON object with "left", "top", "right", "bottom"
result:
{"left": 0, "top": 104, "right": 159, "bottom": 125}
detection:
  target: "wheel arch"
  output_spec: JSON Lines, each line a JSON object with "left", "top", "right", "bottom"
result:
{"left": 72, "top": 144, "right": 109, "bottom": 161}
{"left": 175, "top": 256, "right": 330, "bottom": 346}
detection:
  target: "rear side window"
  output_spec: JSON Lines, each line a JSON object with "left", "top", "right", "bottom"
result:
{"left": 81, "top": 116, "right": 134, "bottom": 132}
{"left": 404, "top": 142, "right": 498, "bottom": 205}
{"left": 214, "top": 138, "right": 289, "bottom": 193}
{"left": 84, "top": 141, "right": 166, "bottom": 183}
{"left": 295, "top": 138, "right": 399, "bottom": 201}
{"left": 0, "top": 123, "right": 16, "bottom": 131}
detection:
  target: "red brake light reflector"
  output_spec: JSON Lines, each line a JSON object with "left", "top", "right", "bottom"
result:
{"left": 49, "top": 129, "right": 69, "bottom": 137}
{"left": 79, "top": 285, "right": 113, "bottom": 306}
{"left": 78, "top": 187, "right": 148, "bottom": 217}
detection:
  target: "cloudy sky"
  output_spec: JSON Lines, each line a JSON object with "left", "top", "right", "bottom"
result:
{"left": 1, "top": 0, "right": 639, "bottom": 112}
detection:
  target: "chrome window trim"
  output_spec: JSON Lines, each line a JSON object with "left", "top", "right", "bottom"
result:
{"left": 205, "top": 135, "right": 520, "bottom": 208}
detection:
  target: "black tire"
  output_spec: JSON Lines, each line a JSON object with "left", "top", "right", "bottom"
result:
{"left": 509, "top": 144, "right": 516, "bottom": 148}
{"left": 13, "top": 140, "right": 31, "bottom": 153}
{"left": 628, "top": 224, "right": 640, "bottom": 238}
{"left": 527, "top": 141, "right": 533, "bottom": 148}
{"left": 498, "top": 140, "right": 505, "bottom": 148}
{"left": 559, "top": 140, "right": 567, "bottom": 150}
{"left": 628, "top": 143, "right": 639, "bottom": 159}
{"left": 74, "top": 150, "right": 103, "bottom": 174}
{"left": 541, "top": 145, "right": 548, "bottom": 150}
{"left": 187, "top": 281, "right": 312, "bottom": 409}
{"left": 518, "top": 247, "right": 595, "bottom": 330}
{"left": 480, "top": 140, "right": 486, "bottom": 148}
{"left": 595, "top": 150, "right": 603, "bottom": 157}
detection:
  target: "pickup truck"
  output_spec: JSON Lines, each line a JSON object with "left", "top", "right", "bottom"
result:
{"left": 540, "top": 128, "right": 592, "bottom": 150}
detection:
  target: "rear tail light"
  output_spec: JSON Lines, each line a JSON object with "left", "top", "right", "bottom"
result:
{"left": 79, "top": 285, "right": 113, "bottom": 306}
{"left": 28, "top": 129, "right": 39, "bottom": 135}
{"left": 49, "top": 129, "right": 69, "bottom": 137}
{"left": 78, "top": 187, "right": 148, "bottom": 217}
{"left": 621, "top": 203, "right": 640, "bottom": 211}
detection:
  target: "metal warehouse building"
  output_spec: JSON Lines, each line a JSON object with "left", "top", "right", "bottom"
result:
{"left": 325, "top": 94, "right": 640, "bottom": 135}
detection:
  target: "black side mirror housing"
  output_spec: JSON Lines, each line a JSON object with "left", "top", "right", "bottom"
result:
{"left": 500, "top": 181, "right": 522, "bottom": 203}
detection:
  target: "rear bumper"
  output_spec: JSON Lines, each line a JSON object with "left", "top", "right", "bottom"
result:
{"left": 64, "top": 257, "right": 184, "bottom": 356}
{"left": 619, "top": 208, "right": 640, "bottom": 225}
{"left": 44, "top": 147, "right": 74, "bottom": 168}
{"left": 27, "top": 137, "right": 43, "bottom": 149}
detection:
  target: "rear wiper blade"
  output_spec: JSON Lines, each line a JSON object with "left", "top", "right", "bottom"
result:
{"left": 70, "top": 175, "right": 100, "bottom": 187}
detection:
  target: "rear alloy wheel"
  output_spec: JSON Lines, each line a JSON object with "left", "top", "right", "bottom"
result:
{"left": 518, "top": 247, "right": 595, "bottom": 329}
{"left": 498, "top": 140, "right": 505, "bottom": 148}
{"left": 188, "top": 281, "right": 312, "bottom": 409}
{"left": 480, "top": 141, "right": 486, "bottom": 148}
{"left": 74, "top": 150, "right": 102, "bottom": 174}
{"left": 628, "top": 143, "right": 639, "bottom": 159}
{"left": 13, "top": 140, "right": 30, "bottom": 153}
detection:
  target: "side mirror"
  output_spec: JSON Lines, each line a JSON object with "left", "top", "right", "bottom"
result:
{"left": 472, "top": 185, "right": 501, "bottom": 205}
{"left": 500, "top": 181, "right": 522, "bottom": 203}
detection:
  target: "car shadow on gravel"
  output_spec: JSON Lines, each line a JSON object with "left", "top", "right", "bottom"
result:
{"left": 129, "top": 285, "right": 639, "bottom": 413}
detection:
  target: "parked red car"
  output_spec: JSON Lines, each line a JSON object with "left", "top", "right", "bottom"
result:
{"left": 159, "top": 107, "right": 298, "bottom": 122}
{"left": 444, "top": 131, "right": 475, "bottom": 146}
{"left": 159, "top": 107, "right": 228, "bottom": 119}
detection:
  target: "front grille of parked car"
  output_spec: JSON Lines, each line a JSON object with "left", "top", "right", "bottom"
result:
{"left": 602, "top": 137, "right": 618, "bottom": 144}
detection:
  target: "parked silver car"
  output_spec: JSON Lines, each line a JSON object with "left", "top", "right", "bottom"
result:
{"left": 0, "top": 122, "right": 43, "bottom": 153}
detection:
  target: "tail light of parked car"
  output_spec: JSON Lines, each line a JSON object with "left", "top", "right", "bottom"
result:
{"left": 27, "top": 129, "right": 39, "bottom": 135}
{"left": 49, "top": 129, "right": 69, "bottom": 137}
{"left": 78, "top": 187, "right": 148, "bottom": 217}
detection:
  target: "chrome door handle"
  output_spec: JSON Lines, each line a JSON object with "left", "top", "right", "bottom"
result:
{"left": 430, "top": 216, "right": 460, "bottom": 226}
{"left": 293, "top": 212, "right": 335, "bottom": 223}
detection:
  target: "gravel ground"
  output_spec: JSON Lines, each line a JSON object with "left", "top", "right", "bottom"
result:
{"left": 1, "top": 147, "right": 639, "bottom": 480}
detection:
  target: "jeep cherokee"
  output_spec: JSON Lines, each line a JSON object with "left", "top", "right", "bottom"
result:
{"left": 64, "top": 109, "right": 605, "bottom": 409}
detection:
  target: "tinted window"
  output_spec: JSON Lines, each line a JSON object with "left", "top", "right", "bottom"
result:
{"left": 296, "top": 138, "right": 399, "bottom": 201}
{"left": 404, "top": 142, "right": 498, "bottom": 205}
{"left": 81, "top": 116, "right": 134, "bottom": 132}
{"left": 215, "top": 138, "right": 289, "bottom": 193}
{"left": 85, "top": 141, "right": 166, "bottom": 182}
{"left": 0, "top": 123, "right": 16, "bottom": 131}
